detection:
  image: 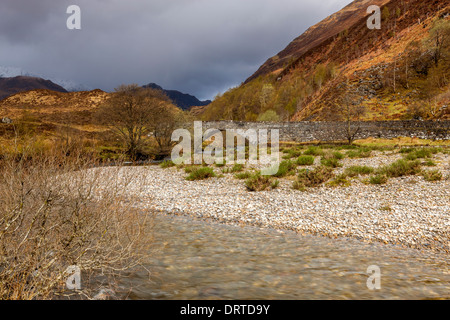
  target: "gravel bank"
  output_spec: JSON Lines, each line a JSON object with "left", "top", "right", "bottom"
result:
{"left": 112, "top": 151, "right": 450, "bottom": 253}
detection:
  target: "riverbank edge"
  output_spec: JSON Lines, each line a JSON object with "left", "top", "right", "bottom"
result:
{"left": 152, "top": 207, "right": 449, "bottom": 255}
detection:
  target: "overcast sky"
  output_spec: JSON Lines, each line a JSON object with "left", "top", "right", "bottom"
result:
{"left": 0, "top": 0, "right": 352, "bottom": 100}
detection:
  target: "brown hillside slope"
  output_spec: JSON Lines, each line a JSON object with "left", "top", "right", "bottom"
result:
{"left": 290, "top": 0, "right": 450, "bottom": 121}
{"left": 246, "top": 0, "right": 390, "bottom": 83}
{"left": 201, "top": 0, "right": 449, "bottom": 122}
{"left": 0, "top": 87, "right": 186, "bottom": 145}
{"left": 0, "top": 89, "right": 109, "bottom": 126}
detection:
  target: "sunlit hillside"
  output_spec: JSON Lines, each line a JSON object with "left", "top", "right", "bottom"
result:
{"left": 201, "top": 0, "right": 450, "bottom": 122}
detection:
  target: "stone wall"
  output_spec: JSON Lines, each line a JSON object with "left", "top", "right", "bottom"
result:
{"left": 202, "top": 121, "right": 450, "bottom": 142}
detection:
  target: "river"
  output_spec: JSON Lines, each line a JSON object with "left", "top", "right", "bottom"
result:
{"left": 121, "top": 213, "right": 449, "bottom": 300}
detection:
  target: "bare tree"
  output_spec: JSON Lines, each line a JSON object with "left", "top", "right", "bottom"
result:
{"left": 96, "top": 84, "right": 173, "bottom": 160}
{"left": 429, "top": 19, "right": 450, "bottom": 67}
{"left": 336, "top": 79, "right": 367, "bottom": 144}
{"left": 151, "top": 102, "right": 187, "bottom": 159}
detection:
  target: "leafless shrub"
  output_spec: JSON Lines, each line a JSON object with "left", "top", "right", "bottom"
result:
{"left": 0, "top": 147, "right": 154, "bottom": 300}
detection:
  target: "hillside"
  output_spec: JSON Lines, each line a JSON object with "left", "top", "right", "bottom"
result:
{"left": 143, "top": 83, "right": 211, "bottom": 110}
{"left": 0, "top": 89, "right": 109, "bottom": 125}
{"left": 0, "top": 76, "right": 68, "bottom": 100}
{"left": 246, "top": 0, "right": 390, "bottom": 83}
{"left": 201, "top": 0, "right": 450, "bottom": 122}
{"left": 0, "top": 88, "right": 113, "bottom": 148}
{"left": 0, "top": 87, "right": 186, "bottom": 159}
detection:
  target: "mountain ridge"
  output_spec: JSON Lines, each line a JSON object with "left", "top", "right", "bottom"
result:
{"left": 0, "top": 66, "right": 91, "bottom": 92}
{"left": 0, "top": 76, "right": 68, "bottom": 101}
{"left": 143, "top": 83, "right": 211, "bottom": 110}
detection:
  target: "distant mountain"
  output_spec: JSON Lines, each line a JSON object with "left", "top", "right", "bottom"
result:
{"left": 49, "top": 79, "right": 92, "bottom": 92}
{"left": 0, "top": 66, "right": 91, "bottom": 92}
{"left": 0, "top": 76, "right": 68, "bottom": 100}
{"left": 142, "top": 83, "right": 211, "bottom": 110}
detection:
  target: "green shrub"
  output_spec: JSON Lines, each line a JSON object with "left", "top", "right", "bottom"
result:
{"left": 321, "top": 158, "right": 343, "bottom": 168}
{"left": 344, "top": 165, "right": 375, "bottom": 177}
{"left": 296, "top": 155, "right": 315, "bottom": 166}
{"left": 292, "top": 182, "right": 307, "bottom": 191}
{"left": 346, "top": 150, "right": 359, "bottom": 158}
{"left": 422, "top": 169, "right": 443, "bottom": 182}
{"left": 399, "top": 147, "right": 416, "bottom": 154}
{"left": 303, "top": 146, "right": 324, "bottom": 156}
{"left": 429, "top": 147, "right": 443, "bottom": 154}
{"left": 321, "top": 150, "right": 345, "bottom": 160}
{"left": 346, "top": 149, "right": 372, "bottom": 158}
{"left": 271, "top": 180, "right": 280, "bottom": 189}
{"left": 274, "top": 160, "right": 297, "bottom": 177}
{"left": 293, "top": 166, "right": 334, "bottom": 191}
{"left": 423, "top": 159, "right": 437, "bottom": 167}
{"left": 245, "top": 173, "right": 278, "bottom": 191}
{"left": 283, "top": 148, "right": 303, "bottom": 159}
{"left": 184, "top": 166, "right": 197, "bottom": 174}
{"left": 328, "top": 174, "right": 351, "bottom": 187}
{"left": 404, "top": 149, "right": 432, "bottom": 160}
{"left": 332, "top": 152, "right": 345, "bottom": 160}
{"left": 235, "top": 172, "right": 252, "bottom": 180}
{"left": 378, "top": 159, "right": 421, "bottom": 178}
{"left": 160, "top": 160, "right": 175, "bottom": 168}
{"left": 231, "top": 163, "right": 244, "bottom": 173}
{"left": 369, "top": 174, "right": 388, "bottom": 185}
{"left": 186, "top": 167, "right": 216, "bottom": 181}
{"left": 223, "top": 163, "right": 245, "bottom": 174}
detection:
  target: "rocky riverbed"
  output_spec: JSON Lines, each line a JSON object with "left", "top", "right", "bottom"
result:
{"left": 107, "top": 149, "right": 449, "bottom": 253}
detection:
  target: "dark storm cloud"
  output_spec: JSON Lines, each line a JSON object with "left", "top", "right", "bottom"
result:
{"left": 0, "top": 0, "right": 352, "bottom": 100}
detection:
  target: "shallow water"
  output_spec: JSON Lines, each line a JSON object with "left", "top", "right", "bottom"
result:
{"left": 122, "top": 214, "right": 449, "bottom": 300}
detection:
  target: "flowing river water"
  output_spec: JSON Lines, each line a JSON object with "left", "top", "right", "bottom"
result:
{"left": 121, "top": 213, "right": 449, "bottom": 300}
